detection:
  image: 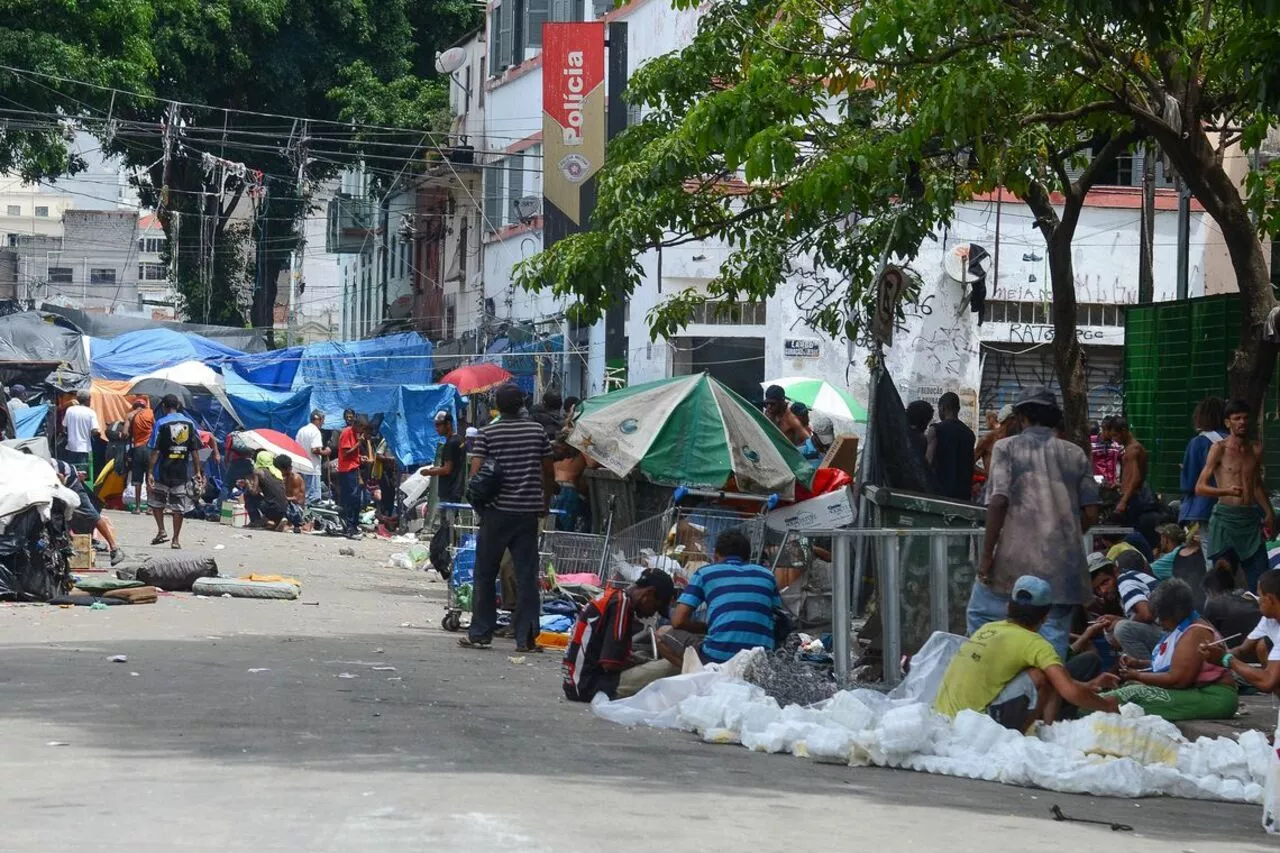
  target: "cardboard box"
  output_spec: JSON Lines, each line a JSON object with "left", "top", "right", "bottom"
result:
{"left": 69, "top": 533, "right": 94, "bottom": 570}
{"left": 766, "top": 486, "right": 856, "bottom": 533}
{"left": 221, "top": 502, "right": 249, "bottom": 528}
{"left": 820, "top": 435, "right": 859, "bottom": 478}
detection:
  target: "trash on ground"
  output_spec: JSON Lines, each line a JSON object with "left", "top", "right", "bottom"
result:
{"left": 108, "top": 654, "right": 127, "bottom": 663}
{"left": 192, "top": 576, "right": 301, "bottom": 600}
{"left": 247, "top": 668, "right": 271, "bottom": 673}
{"left": 337, "top": 672, "right": 358, "bottom": 679}
{"left": 508, "top": 656, "right": 526, "bottom": 665}
{"left": 338, "top": 547, "right": 356, "bottom": 556}
{"left": 214, "top": 544, "right": 225, "bottom": 550}
{"left": 46, "top": 741, "right": 69, "bottom": 747}
{"left": 371, "top": 665, "right": 396, "bottom": 672}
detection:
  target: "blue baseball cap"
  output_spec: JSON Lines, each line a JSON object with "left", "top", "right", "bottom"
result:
{"left": 1011, "top": 575, "right": 1052, "bottom": 607}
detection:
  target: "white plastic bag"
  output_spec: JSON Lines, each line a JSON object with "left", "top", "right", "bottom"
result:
{"left": 888, "top": 631, "right": 966, "bottom": 705}
{"left": 1264, "top": 708, "right": 1280, "bottom": 834}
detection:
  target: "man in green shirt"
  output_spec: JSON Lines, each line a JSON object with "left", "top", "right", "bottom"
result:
{"left": 935, "top": 575, "right": 1120, "bottom": 730}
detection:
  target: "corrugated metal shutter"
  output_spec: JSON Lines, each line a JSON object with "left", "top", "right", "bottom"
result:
{"left": 980, "top": 344, "right": 1123, "bottom": 425}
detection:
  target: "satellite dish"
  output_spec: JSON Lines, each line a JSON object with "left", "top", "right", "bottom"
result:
{"left": 944, "top": 242, "right": 992, "bottom": 282}
{"left": 435, "top": 47, "right": 468, "bottom": 74}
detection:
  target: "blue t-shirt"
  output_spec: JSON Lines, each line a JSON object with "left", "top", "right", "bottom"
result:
{"left": 677, "top": 557, "right": 782, "bottom": 663}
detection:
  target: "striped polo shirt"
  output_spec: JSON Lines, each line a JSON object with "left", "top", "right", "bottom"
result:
{"left": 472, "top": 416, "right": 553, "bottom": 513}
{"left": 1117, "top": 569, "right": 1159, "bottom": 617}
{"left": 677, "top": 557, "right": 782, "bottom": 662}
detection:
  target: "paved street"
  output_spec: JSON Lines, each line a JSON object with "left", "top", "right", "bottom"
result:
{"left": 0, "top": 511, "right": 1273, "bottom": 852}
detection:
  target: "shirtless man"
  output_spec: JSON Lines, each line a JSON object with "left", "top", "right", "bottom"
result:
{"left": 1197, "top": 399, "right": 1275, "bottom": 589}
{"left": 763, "top": 385, "right": 808, "bottom": 444}
{"left": 1110, "top": 417, "right": 1151, "bottom": 519}
{"left": 551, "top": 434, "right": 589, "bottom": 531}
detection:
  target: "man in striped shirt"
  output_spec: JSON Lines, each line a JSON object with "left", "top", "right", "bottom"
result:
{"left": 562, "top": 570, "right": 675, "bottom": 702}
{"left": 1089, "top": 550, "right": 1163, "bottom": 659}
{"left": 659, "top": 530, "right": 783, "bottom": 665}
{"left": 460, "top": 384, "right": 555, "bottom": 651}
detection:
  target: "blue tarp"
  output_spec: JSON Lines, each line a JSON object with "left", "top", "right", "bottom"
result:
{"left": 90, "top": 329, "right": 245, "bottom": 380}
{"left": 13, "top": 403, "right": 48, "bottom": 438}
{"left": 222, "top": 345, "right": 303, "bottom": 392}
{"left": 221, "top": 366, "right": 314, "bottom": 437}
{"left": 296, "top": 333, "right": 433, "bottom": 418}
{"left": 380, "top": 385, "right": 462, "bottom": 467}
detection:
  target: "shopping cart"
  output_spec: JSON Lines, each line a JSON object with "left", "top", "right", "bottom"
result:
{"left": 438, "top": 501, "right": 480, "bottom": 632}
{"left": 600, "top": 486, "right": 778, "bottom": 586}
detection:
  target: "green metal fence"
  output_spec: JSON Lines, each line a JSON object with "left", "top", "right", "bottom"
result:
{"left": 1124, "top": 294, "right": 1279, "bottom": 497}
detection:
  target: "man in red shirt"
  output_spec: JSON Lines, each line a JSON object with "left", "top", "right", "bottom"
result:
{"left": 336, "top": 414, "right": 367, "bottom": 537}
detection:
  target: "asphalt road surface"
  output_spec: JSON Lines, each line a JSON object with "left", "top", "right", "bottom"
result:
{"left": 1, "top": 511, "right": 1273, "bottom": 852}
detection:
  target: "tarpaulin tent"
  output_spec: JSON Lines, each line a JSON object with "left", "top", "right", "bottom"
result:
{"left": 297, "top": 332, "right": 433, "bottom": 416}
{"left": 13, "top": 404, "right": 48, "bottom": 438}
{"left": 219, "top": 366, "right": 314, "bottom": 436}
{"left": 90, "top": 328, "right": 245, "bottom": 380}
{"left": 380, "top": 385, "right": 462, "bottom": 467}
{"left": 42, "top": 303, "right": 269, "bottom": 353}
{"left": 222, "top": 345, "right": 303, "bottom": 392}
{"left": 0, "top": 311, "right": 90, "bottom": 390}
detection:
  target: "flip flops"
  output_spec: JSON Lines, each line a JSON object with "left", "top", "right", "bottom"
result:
{"left": 457, "top": 637, "right": 492, "bottom": 649}
{"left": 150, "top": 533, "right": 169, "bottom": 545}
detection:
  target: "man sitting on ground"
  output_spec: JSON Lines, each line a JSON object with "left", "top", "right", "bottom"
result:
{"left": 562, "top": 570, "right": 675, "bottom": 702}
{"left": 934, "top": 575, "right": 1119, "bottom": 730}
{"left": 1087, "top": 550, "right": 1163, "bottom": 660}
{"left": 658, "top": 530, "right": 783, "bottom": 666}
{"left": 277, "top": 454, "right": 306, "bottom": 533}
{"left": 1206, "top": 568, "right": 1280, "bottom": 696}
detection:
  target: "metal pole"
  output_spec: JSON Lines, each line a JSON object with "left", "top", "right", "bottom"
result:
{"left": 1176, "top": 176, "right": 1191, "bottom": 300}
{"left": 929, "top": 534, "right": 949, "bottom": 634}
{"left": 1138, "top": 145, "right": 1156, "bottom": 304}
{"left": 882, "top": 535, "right": 902, "bottom": 686}
{"left": 832, "top": 535, "right": 852, "bottom": 683}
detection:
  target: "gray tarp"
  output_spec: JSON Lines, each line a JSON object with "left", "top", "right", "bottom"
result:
{"left": 0, "top": 311, "right": 90, "bottom": 390}
{"left": 40, "top": 304, "right": 269, "bottom": 353}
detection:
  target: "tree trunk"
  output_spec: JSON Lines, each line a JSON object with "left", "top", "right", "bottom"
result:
{"left": 1140, "top": 120, "right": 1278, "bottom": 412}
{"left": 1047, "top": 228, "right": 1090, "bottom": 453}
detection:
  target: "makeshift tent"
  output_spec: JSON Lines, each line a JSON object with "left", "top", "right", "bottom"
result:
{"left": 219, "top": 366, "right": 313, "bottom": 436}
{"left": 379, "top": 385, "right": 463, "bottom": 467}
{"left": 0, "top": 311, "right": 90, "bottom": 390}
{"left": 89, "top": 380, "right": 133, "bottom": 432}
{"left": 42, "top": 303, "right": 269, "bottom": 352}
{"left": 222, "top": 345, "right": 302, "bottom": 392}
{"left": 90, "top": 328, "right": 245, "bottom": 380}
{"left": 135, "top": 360, "right": 224, "bottom": 388}
{"left": 297, "top": 332, "right": 433, "bottom": 417}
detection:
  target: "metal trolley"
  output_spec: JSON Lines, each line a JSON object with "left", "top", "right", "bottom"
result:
{"left": 601, "top": 486, "right": 778, "bottom": 586}
{"left": 438, "top": 502, "right": 480, "bottom": 632}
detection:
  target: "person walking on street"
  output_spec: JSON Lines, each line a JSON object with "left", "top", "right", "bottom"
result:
{"left": 973, "top": 387, "right": 1100, "bottom": 659}
{"left": 125, "top": 397, "right": 155, "bottom": 513}
{"left": 146, "top": 395, "right": 202, "bottom": 549}
{"left": 335, "top": 414, "right": 366, "bottom": 537}
{"left": 61, "top": 390, "right": 100, "bottom": 467}
{"left": 295, "top": 409, "right": 328, "bottom": 507}
{"left": 927, "top": 391, "right": 976, "bottom": 502}
{"left": 459, "top": 383, "right": 555, "bottom": 652}
{"left": 1196, "top": 399, "right": 1275, "bottom": 590}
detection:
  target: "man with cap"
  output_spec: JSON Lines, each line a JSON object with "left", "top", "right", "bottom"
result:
{"left": 763, "top": 385, "right": 808, "bottom": 444}
{"left": 973, "top": 386, "right": 1100, "bottom": 660}
{"left": 1085, "top": 549, "right": 1163, "bottom": 660}
{"left": 562, "top": 569, "right": 676, "bottom": 702}
{"left": 935, "top": 575, "right": 1119, "bottom": 730}
{"left": 6, "top": 383, "right": 28, "bottom": 420}
{"left": 419, "top": 410, "right": 465, "bottom": 505}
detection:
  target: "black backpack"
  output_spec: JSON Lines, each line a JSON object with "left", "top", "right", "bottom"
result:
{"left": 465, "top": 456, "right": 503, "bottom": 511}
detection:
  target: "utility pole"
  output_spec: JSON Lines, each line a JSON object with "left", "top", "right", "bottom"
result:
{"left": 1137, "top": 145, "right": 1156, "bottom": 303}
{"left": 288, "top": 121, "right": 310, "bottom": 346}
{"left": 1175, "top": 174, "right": 1191, "bottom": 300}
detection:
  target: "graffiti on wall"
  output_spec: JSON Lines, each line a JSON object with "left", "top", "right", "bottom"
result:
{"left": 979, "top": 345, "right": 1124, "bottom": 421}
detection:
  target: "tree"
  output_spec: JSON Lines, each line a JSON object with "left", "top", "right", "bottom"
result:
{"left": 513, "top": 0, "right": 1152, "bottom": 445}
{"left": 0, "top": 0, "right": 157, "bottom": 180}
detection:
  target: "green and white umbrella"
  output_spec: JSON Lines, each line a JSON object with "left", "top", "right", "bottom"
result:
{"left": 570, "top": 374, "right": 813, "bottom": 498}
{"left": 761, "top": 377, "right": 868, "bottom": 424}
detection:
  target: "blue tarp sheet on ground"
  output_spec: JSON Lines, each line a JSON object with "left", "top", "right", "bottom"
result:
{"left": 222, "top": 345, "right": 303, "bottom": 393}
{"left": 14, "top": 403, "right": 48, "bottom": 438}
{"left": 90, "top": 328, "right": 245, "bottom": 380}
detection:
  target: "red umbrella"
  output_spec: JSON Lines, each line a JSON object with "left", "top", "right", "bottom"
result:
{"left": 440, "top": 363, "right": 513, "bottom": 394}
{"left": 239, "top": 428, "right": 316, "bottom": 475}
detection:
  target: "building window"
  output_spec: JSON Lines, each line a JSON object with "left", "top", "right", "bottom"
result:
{"left": 401, "top": 238, "right": 409, "bottom": 278}
{"left": 138, "top": 236, "right": 165, "bottom": 253}
{"left": 524, "top": 0, "right": 550, "bottom": 50}
{"left": 139, "top": 262, "right": 166, "bottom": 281}
{"left": 989, "top": 300, "right": 1124, "bottom": 327}
{"left": 89, "top": 268, "right": 116, "bottom": 285}
{"left": 690, "top": 300, "right": 766, "bottom": 325}
{"left": 458, "top": 215, "right": 469, "bottom": 280}
{"left": 34, "top": 206, "right": 49, "bottom": 218}
{"left": 48, "top": 267, "right": 73, "bottom": 284}
{"left": 6, "top": 205, "right": 19, "bottom": 216}
{"left": 507, "top": 153, "right": 524, "bottom": 225}
{"left": 484, "top": 159, "right": 505, "bottom": 232}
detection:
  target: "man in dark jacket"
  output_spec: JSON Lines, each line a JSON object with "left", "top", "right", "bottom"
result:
{"left": 530, "top": 390, "right": 565, "bottom": 439}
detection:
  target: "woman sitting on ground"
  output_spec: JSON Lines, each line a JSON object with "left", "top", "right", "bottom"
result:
{"left": 1098, "top": 578, "right": 1238, "bottom": 722}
